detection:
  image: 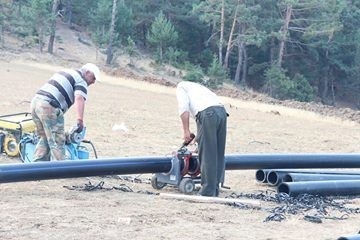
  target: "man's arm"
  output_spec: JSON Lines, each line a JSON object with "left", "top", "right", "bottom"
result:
{"left": 74, "top": 94, "right": 85, "bottom": 122}
{"left": 180, "top": 111, "right": 193, "bottom": 143}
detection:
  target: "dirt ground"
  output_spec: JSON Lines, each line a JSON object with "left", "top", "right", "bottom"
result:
{"left": 1, "top": 60, "right": 360, "bottom": 240}
{"left": 1, "top": 23, "right": 360, "bottom": 240}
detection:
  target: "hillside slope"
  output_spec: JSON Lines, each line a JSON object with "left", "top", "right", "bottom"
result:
{"left": 2, "top": 21, "right": 360, "bottom": 240}
{"left": 2, "top": 20, "right": 360, "bottom": 123}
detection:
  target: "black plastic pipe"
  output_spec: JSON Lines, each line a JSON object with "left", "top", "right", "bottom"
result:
{"left": 0, "top": 156, "right": 172, "bottom": 183}
{"left": 338, "top": 234, "right": 360, "bottom": 240}
{"left": 262, "top": 169, "right": 360, "bottom": 186}
{"left": 278, "top": 180, "right": 360, "bottom": 196}
{"left": 283, "top": 173, "right": 360, "bottom": 183}
{"left": 225, "top": 153, "right": 360, "bottom": 170}
{"left": 257, "top": 168, "right": 360, "bottom": 175}
{"left": 2, "top": 153, "right": 360, "bottom": 184}
{"left": 266, "top": 171, "right": 288, "bottom": 186}
{"left": 255, "top": 169, "right": 271, "bottom": 183}
{"left": 253, "top": 168, "right": 343, "bottom": 185}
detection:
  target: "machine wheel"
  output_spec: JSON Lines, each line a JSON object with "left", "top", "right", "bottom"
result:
{"left": 3, "top": 135, "right": 19, "bottom": 157}
{"left": 179, "top": 178, "right": 195, "bottom": 194}
{"left": 151, "top": 175, "right": 166, "bottom": 190}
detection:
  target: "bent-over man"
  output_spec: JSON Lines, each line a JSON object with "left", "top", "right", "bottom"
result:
{"left": 176, "top": 81, "right": 228, "bottom": 197}
{"left": 31, "top": 63, "right": 100, "bottom": 161}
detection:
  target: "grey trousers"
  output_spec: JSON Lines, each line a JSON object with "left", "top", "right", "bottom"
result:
{"left": 196, "top": 106, "right": 227, "bottom": 196}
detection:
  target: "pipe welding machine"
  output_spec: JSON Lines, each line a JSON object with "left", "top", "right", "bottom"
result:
{"left": 151, "top": 133, "right": 201, "bottom": 194}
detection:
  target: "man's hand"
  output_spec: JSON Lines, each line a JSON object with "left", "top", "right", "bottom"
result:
{"left": 183, "top": 132, "right": 195, "bottom": 146}
{"left": 75, "top": 119, "right": 84, "bottom": 133}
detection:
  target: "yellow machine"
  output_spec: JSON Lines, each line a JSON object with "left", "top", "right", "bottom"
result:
{"left": 0, "top": 112, "right": 36, "bottom": 157}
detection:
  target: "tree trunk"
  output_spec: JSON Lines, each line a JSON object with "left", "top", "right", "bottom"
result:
{"left": 48, "top": 0, "right": 60, "bottom": 54}
{"left": 234, "top": 24, "right": 245, "bottom": 85}
{"left": 277, "top": 4, "right": 292, "bottom": 67}
{"left": 218, "top": 0, "right": 225, "bottom": 65}
{"left": 66, "top": 0, "right": 72, "bottom": 25}
{"left": 234, "top": 41, "right": 244, "bottom": 85}
{"left": 223, "top": 0, "right": 239, "bottom": 70}
{"left": 241, "top": 45, "right": 247, "bottom": 86}
{"left": 106, "top": 0, "right": 117, "bottom": 65}
{"left": 320, "top": 76, "right": 329, "bottom": 104}
{"left": 270, "top": 37, "right": 276, "bottom": 64}
{"left": 159, "top": 43, "right": 163, "bottom": 62}
{"left": 330, "top": 72, "right": 336, "bottom": 106}
{"left": 0, "top": 24, "right": 3, "bottom": 47}
{"left": 39, "top": 27, "right": 44, "bottom": 53}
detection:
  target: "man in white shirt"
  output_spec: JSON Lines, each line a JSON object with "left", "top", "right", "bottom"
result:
{"left": 176, "top": 81, "right": 228, "bottom": 197}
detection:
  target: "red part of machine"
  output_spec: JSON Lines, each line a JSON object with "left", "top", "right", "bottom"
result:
{"left": 178, "top": 152, "right": 200, "bottom": 177}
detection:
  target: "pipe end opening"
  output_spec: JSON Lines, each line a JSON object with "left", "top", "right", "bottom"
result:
{"left": 277, "top": 183, "right": 290, "bottom": 195}
{"left": 255, "top": 170, "right": 266, "bottom": 182}
{"left": 282, "top": 174, "right": 293, "bottom": 182}
{"left": 267, "top": 171, "right": 279, "bottom": 185}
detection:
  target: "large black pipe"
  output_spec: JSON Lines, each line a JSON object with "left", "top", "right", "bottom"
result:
{"left": 0, "top": 157, "right": 172, "bottom": 183}
{"left": 2, "top": 153, "right": 360, "bottom": 184}
{"left": 225, "top": 153, "right": 360, "bottom": 170}
{"left": 278, "top": 180, "right": 360, "bottom": 196}
{"left": 283, "top": 173, "right": 360, "bottom": 183}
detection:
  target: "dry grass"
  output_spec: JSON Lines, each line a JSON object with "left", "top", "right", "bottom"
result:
{"left": 1, "top": 59, "right": 360, "bottom": 240}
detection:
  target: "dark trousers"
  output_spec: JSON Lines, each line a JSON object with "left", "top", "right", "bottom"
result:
{"left": 196, "top": 106, "right": 227, "bottom": 196}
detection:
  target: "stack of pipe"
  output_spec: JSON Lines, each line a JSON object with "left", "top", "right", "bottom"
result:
{"left": 255, "top": 168, "right": 360, "bottom": 196}
{"left": 248, "top": 153, "right": 360, "bottom": 196}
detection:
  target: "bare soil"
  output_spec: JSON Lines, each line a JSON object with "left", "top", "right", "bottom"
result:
{"left": 1, "top": 22, "right": 360, "bottom": 240}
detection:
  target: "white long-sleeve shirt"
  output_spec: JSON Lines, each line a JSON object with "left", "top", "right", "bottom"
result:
{"left": 176, "top": 81, "right": 223, "bottom": 118}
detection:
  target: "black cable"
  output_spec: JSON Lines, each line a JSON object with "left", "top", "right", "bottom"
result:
{"left": 81, "top": 139, "right": 98, "bottom": 158}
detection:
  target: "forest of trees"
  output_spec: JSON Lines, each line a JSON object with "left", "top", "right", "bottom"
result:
{"left": 1, "top": 0, "right": 360, "bottom": 107}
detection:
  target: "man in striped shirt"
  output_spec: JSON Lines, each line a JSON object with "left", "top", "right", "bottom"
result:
{"left": 30, "top": 63, "right": 100, "bottom": 161}
{"left": 176, "top": 81, "right": 228, "bottom": 197}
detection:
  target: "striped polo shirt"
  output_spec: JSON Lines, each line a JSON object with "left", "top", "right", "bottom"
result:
{"left": 36, "top": 69, "right": 88, "bottom": 113}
